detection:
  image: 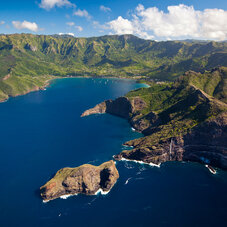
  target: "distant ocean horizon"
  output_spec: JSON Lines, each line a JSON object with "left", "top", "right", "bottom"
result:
{"left": 0, "top": 78, "right": 226, "bottom": 227}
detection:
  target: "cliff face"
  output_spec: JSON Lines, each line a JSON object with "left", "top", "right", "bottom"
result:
{"left": 81, "top": 97, "right": 132, "bottom": 119}
{"left": 40, "top": 160, "right": 119, "bottom": 202}
{"left": 81, "top": 96, "right": 152, "bottom": 132}
{"left": 114, "top": 90, "right": 227, "bottom": 169}
{"left": 81, "top": 101, "right": 107, "bottom": 117}
{"left": 115, "top": 114, "right": 227, "bottom": 169}
{"left": 106, "top": 97, "right": 132, "bottom": 119}
{"left": 81, "top": 73, "right": 227, "bottom": 170}
{"left": 183, "top": 113, "right": 227, "bottom": 168}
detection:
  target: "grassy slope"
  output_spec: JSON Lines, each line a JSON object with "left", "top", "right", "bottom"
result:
{"left": 0, "top": 34, "right": 227, "bottom": 101}
{"left": 178, "top": 67, "right": 227, "bottom": 103}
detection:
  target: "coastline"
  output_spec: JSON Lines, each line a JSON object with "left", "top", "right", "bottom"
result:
{"left": 43, "top": 187, "right": 111, "bottom": 203}
{"left": 0, "top": 76, "right": 56, "bottom": 104}
{"left": 120, "top": 157, "right": 161, "bottom": 168}
{"left": 0, "top": 75, "right": 150, "bottom": 104}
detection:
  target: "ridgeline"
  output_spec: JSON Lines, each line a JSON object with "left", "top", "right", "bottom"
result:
{"left": 0, "top": 33, "right": 227, "bottom": 101}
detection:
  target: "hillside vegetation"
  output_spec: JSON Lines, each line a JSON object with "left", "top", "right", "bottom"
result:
{"left": 0, "top": 33, "right": 227, "bottom": 101}
{"left": 125, "top": 67, "right": 227, "bottom": 141}
{"left": 81, "top": 66, "right": 227, "bottom": 168}
{"left": 120, "top": 67, "right": 227, "bottom": 168}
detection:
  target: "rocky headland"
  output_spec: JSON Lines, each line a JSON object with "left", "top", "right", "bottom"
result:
{"left": 81, "top": 67, "right": 227, "bottom": 170}
{"left": 40, "top": 160, "right": 119, "bottom": 202}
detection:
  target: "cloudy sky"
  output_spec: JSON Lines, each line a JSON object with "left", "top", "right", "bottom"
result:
{"left": 0, "top": 0, "right": 227, "bottom": 40}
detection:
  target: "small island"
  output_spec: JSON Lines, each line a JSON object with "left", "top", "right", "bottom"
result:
{"left": 40, "top": 160, "right": 119, "bottom": 202}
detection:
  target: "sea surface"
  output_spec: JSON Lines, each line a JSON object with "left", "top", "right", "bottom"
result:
{"left": 0, "top": 78, "right": 226, "bottom": 227}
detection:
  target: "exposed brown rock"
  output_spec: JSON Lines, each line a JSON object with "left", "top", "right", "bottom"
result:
{"left": 40, "top": 160, "right": 119, "bottom": 202}
{"left": 114, "top": 137, "right": 185, "bottom": 166}
{"left": 131, "top": 97, "right": 147, "bottom": 112}
{"left": 81, "top": 97, "right": 132, "bottom": 119}
{"left": 81, "top": 95, "right": 158, "bottom": 133}
{"left": 114, "top": 114, "right": 227, "bottom": 169}
{"left": 81, "top": 101, "right": 107, "bottom": 117}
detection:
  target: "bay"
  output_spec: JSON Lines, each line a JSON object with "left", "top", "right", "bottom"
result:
{"left": 0, "top": 78, "right": 226, "bottom": 227}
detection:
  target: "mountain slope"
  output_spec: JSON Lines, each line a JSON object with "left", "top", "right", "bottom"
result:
{"left": 0, "top": 34, "right": 227, "bottom": 101}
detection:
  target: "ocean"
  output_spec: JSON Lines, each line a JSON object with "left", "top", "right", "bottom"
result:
{"left": 0, "top": 78, "right": 226, "bottom": 227}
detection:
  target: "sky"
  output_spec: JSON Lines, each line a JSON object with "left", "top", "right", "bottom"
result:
{"left": 0, "top": 0, "right": 227, "bottom": 40}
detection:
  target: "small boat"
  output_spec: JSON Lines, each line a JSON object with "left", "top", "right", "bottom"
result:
{"left": 205, "top": 165, "right": 217, "bottom": 174}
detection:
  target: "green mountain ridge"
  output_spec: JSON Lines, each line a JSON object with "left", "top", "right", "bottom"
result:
{"left": 119, "top": 68, "right": 227, "bottom": 168}
{"left": 0, "top": 33, "right": 227, "bottom": 101}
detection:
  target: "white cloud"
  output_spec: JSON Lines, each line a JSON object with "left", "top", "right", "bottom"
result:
{"left": 66, "top": 22, "right": 75, "bottom": 26}
{"left": 109, "top": 16, "right": 134, "bottom": 35}
{"left": 59, "top": 32, "right": 75, "bottom": 36}
{"left": 100, "top": 5, "right": 111, "bottom": 12}
{"left": 136, "top": 4, "right": 200, "bottom": 38}
{"left": 107, "top": 4, "right": 227, "bottom": 40}
{"left": 39, "top": 0, "right": 75, "bottom": 10}
{"left": 73, "top": 9, "right": 91, "bottom": 19}
{"left": 136, "top": 4, "right": 144, "bottom": 12}
{"left": 0, "top": 21, "right": 5, "bottom": 25}
{"left": 12, "top": 20, "right": 39, "bottom": 32}
{"left": 75, "top": 25, "right": 83, "bottom": 32}
{"left": 201, "top": 9, "right": 227, "bottom": 40}
{"left": 108, "top": 16, "right": 154, "bottom": 39}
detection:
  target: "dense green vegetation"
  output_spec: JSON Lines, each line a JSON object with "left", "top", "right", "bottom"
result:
{"left": 177, "top": 67, "right": 227, "bottom": 103}
{"left": 125, "top": 67, "right": 227, "bottom": 147}
{"left": 0, "top": 33, "right": 227, "bottom": 101}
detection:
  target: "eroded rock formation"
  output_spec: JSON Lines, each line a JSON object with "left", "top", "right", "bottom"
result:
{"left": 114, "top": 113, "right": 227, "bottom": 169}
{"left": 81, "top": 97, "right": 132, "bottom": 119}
{"left": 40, "top": 160, "right": 119, "bottom": 202}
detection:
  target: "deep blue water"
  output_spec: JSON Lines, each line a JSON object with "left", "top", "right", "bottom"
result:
{"left": 0, "top": 78, "right": 226, "bottom": 227}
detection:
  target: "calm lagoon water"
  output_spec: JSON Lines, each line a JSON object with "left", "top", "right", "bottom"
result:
{"left": 0, "top": 78, "right": 226, "bottom": 227}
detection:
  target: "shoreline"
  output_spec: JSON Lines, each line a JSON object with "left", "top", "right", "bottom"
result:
{"left": 0, "top": 77, "right": 56, "bottom": 104}
{"left": 120, "top": 157, "right": 161, "bottom": 168}
{"left": 43, "top": 188, "right": 111, "bottom": 203}
{"left": 0, "top": 75, "right": 149, "bottom": 104}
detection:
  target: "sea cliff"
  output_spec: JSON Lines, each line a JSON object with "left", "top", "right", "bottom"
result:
{"left": 81, "top": 67, "right": 227, "bottom": 170}
{"left": 40, "top": 160, "right": 119, "bottom": 202}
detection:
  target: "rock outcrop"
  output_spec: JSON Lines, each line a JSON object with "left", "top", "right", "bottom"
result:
{"left": 24, "top": 43, "right": 37, "bottom": 51}
{"left": 40, "top": 160, "right": 119, "bottom": 202}
{"left": 81, "top": 97, "right": 132, "bottom": 119}
{"left": 114, "top": 113, "right": 227, "bottom": 169}
{"left": 81, "top": 96, "right": 155, "bottom": 132}
{"left": 81, "top": 101, "right": 107, "bottom": 117}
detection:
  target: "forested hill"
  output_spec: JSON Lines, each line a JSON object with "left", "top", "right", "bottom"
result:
{"left": 0, "top": 33, "right": 227, "bottom": 101}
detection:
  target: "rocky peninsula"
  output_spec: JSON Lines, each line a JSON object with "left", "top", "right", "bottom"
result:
{"left": 81, "top": 67, "right": 227, "bottom": 170}
{"left": 40, "top": 160, "right": 119, "bottom": 202}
